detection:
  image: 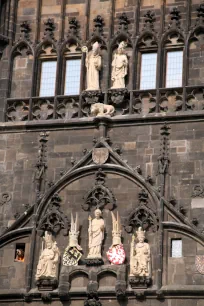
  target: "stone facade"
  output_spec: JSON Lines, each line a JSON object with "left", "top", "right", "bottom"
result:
{"left": 0, "top": 0, "right": 204, "bottom": 306}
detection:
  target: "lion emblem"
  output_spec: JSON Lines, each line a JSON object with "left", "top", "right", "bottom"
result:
{"left": 91, "top": 103, "right": 115, "bottom": 117}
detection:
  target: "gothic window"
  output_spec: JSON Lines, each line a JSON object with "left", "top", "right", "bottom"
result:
{"left": 64, "top": 58, "right": 81, "bottom": 95}
{"left": 139, "top": 52, "right": 157, "bottom": 90}
{"left": 165, "top": 50, "right": 183, "bottom": 88}
{"left": 171, "top": 239, "right": 182, "bottom": 258}
{"left": 39, "top": 61, "right": 57, "bottom": 97}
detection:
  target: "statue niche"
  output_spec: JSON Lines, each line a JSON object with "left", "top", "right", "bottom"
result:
{"left": 85, "top": 208, "right": 105, "bottom": 266}
{"left": 36, "top": 231, "right": 60, "bottom": 290}
{"left": 129, "top": 227, "right": 151, "bottom": 288}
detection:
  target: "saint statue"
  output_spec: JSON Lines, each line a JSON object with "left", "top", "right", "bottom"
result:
{"left": 84, "top": 41, "right": 101, "bottom": 91}
{"left": 111, "top": 41, "right": 128, "bottom": 89}
{"left": 87, "top": 208, "right": 105, "bottom": 259}
{"left": 130, "top": 227, "right": 151, "bottom": 277}
{"left": 36, "top": 231, "right": 60, "bottom": 280}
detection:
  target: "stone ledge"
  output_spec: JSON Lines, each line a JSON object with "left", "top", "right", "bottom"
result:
{"left": 2, "top": 110, "right": 204, "bottom": 132}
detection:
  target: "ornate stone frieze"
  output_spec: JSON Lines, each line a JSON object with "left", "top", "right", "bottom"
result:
{"left": 37, "top": 193, "right": 70, "bottom": 236}
{"left": 56, "top": 97, "right": 79, "bottom": 119}
{"left": 124, "top": 189, "right": 158, "bottom": 233}
{"left": 6, "top": 99, "right": 29, "bottom": 122}
{"left": 82, "top": 168, "right": 116, "bottom": 211}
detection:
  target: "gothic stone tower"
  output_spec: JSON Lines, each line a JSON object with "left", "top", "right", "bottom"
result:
{"left": 0, "top": 0, "right": 204, "bottom": 306}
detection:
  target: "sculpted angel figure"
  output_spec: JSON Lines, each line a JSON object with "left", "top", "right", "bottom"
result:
{"left": 130, "top": 227, "right": 151, "bottom": 277}
{"left": 111, "top": 41, "right": 128, "bottom": 89}
{"left": 87, "top": 208, "right": 105, "bottom": 259}
{"left": 36, "top": 231, "right": 60, "bottom": 280}
{"left": 85, "top": 41, "right": 101, "bottom": 91}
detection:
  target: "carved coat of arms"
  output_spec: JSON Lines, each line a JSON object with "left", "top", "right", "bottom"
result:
{"left": 63, "top": 247, "right": 82, "bottom": 266}
{"left": 106, "top": 244, "right": 126, "bottom": 265}
{"left": 195, "top": 255, "right": 204, "bottom": 274}
{"left": 92, "top": 148, "right": 109, "bottom": 165}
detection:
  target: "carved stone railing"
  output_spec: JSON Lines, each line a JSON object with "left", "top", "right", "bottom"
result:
{"left": 4, "top": 86, "right": 204, "bottom": 122}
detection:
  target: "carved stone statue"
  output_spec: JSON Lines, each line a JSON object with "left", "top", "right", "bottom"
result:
{"left": 63, "top": 213, "right": 83, "bottom": 266}
{"left": 107, "top": 211, "right": 126, "bottom": 265}
{"left": 111, "top": 41, "right": 128, "bottom": 89}
{"left": 90, "top": 103, "right": 115, "bottom": 117}
{"left": 36, "top": 231, "right": 60, "bottom": 280}
{"left": 130, "top": 227, "right": 151, "bottom": 277}
{"left": 87, "top": 208, "right": 105, "bottom": 259}
{"left": 85, "top": 41, "right": 101, "bottom": 91}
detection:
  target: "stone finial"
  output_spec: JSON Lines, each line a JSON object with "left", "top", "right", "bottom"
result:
{"left": 43, "top": 18, "right": 55, "bottom": 39}
{"left": 93, "top": 15, "right": 104, "bottom": 36}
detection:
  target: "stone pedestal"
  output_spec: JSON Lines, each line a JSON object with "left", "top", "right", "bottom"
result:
{"left": 36, "top": 276, "right": 58, "bottom": 291}
{"left": 129, "top": 276, "right": 151, "bottom": 289}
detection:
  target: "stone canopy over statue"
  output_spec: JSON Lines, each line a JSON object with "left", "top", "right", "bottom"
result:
{"left": 84, "top": 41, "right": 102, "bottom": 91}
{"left": 129, "top": 227, "right": 151, "bottom": 287}
{"left": 111, "top": 41, "right": 128, "bottom": 89}
{"left": 85, "top": 208, "right": 105, "bottom": 265}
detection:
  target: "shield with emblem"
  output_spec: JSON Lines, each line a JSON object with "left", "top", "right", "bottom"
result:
{"left": 106, "top": 244, "right": 126, "bottom": 265}
{"left": 195, "top": 255, "right": 204, "bottom": 274}
{"left": 92, "top": 148, "right": 109, "bottom": 165}
{"left": 63, "top": 247, "right": 82, "bottom": 266}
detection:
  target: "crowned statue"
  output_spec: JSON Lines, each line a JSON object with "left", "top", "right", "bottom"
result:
{"left": 130, "top": 227, "right": 151, "bottom": 277}
{"left": 84, "top": 41, "right": 101, "bottom": 91}
{"left": 36, "top": 231, "right": 60, "bottom": 280}
{"left": 111, "top": 41, "right": 128, "bottom": 89}
{"left": 87, "top": 208, "right": 105, "bottom": 259}
{"left": 63, "top": 213, "right": 83, "bottom": 266}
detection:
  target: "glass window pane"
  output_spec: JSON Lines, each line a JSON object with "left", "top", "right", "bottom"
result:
{"left": 64, "top": 59, "right": 81, "bottom": 95}
{"left": 171, "top": 239, "right": 182, "bottom": 258}
{"left": 39, "top": 61, "right": 57, "bottom": 97}
{"left": 140, "top": 53, "right": 157, "bottom": 90}
{"left": 166, "top": 51, "right": 183, "bottom": 88}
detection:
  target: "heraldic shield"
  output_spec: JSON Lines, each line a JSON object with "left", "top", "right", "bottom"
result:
{"left": 92, "top": 148, "right": 109, "bottom": 165}
{"left": 106, "top": 244, "right": 126, "bottom": 265}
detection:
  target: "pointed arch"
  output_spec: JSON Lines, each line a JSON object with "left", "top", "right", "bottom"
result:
{"left": 8, "top": 40, "right": 34, "bottom": 99}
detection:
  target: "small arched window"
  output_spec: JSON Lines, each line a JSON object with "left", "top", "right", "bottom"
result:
{"left": 37, "top": 43, "right": 57, "bottom": 97}
{"left": 62, "top": 44, "right": 81, "bottom": 96}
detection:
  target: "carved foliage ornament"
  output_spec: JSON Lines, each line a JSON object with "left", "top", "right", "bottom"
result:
{"left": 37, "top": 193, "right": 70, "bottom": 236}
{"left": 82, "top": 168, "right": 116, "bottom": 211}
{"left": 124, "top": 189, "right": 158, "bottom": 233}
{"left": 192, "top": 185, "right": 204, "bottom": 198}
